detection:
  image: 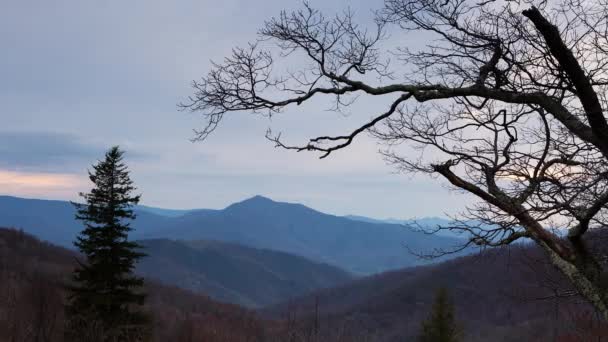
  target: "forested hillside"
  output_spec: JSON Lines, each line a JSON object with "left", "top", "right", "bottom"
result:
{"left": 264, "top": 231, "right": 608, "bottom": 341}
{"left": 0, "top": 228, "right": 271, "bottom": 342}
{"left": 4, "top": 226, "right": 608, "bottom": 341}
{"left": 137, "top": 239, "right": 353, "bottom": 307}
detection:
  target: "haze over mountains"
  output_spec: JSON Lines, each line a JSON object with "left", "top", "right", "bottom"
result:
{"left": 344, "top": 215, "right": 465, "bottom": 238}
{"left": 0, "top": 194, "right": 470, "bottom": 274}
{"left": 135, "top": 205, "right": 197, "bottom": 218}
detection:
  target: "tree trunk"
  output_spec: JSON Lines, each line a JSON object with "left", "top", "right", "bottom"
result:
{"left": 541, "top": 242, "right": 608, "bottom": 319}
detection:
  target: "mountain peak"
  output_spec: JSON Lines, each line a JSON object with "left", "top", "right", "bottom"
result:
{"left": 224, "top": 195, "right": 277, "bottom": 211}
{"left": 238, "top": 195, "right": 276, "bottom": 206}
{"left": 247, "top": 195, "right": 274, "bottom": 202}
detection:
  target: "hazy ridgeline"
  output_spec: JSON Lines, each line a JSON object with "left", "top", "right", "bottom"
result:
{"left": 0, "top": 194, "right": 470, "bottom": 275}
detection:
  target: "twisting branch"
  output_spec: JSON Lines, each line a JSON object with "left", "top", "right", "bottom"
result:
{"left": 266, "top": 93, "right": 411, "bottom": 158}
{"left": 523, "top": 6, "right": 608, "bottom": 156}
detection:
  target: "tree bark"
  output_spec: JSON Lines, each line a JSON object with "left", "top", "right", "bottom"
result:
{"left": 542, "top": 243, "right": 608, "bottom": 319}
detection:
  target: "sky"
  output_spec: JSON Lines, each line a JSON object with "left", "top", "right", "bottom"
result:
{"left": 0, "top": 0, "right": 471, "bottom": 218}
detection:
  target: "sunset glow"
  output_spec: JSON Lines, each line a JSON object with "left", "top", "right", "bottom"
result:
{"left": 0, "top": 170, "right": 84, "bottom": 198}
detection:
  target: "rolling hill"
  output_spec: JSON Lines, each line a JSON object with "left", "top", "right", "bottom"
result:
{"left": 4, "top": 226, "right": 607, "bottom": 341}
{"left": 263, "top": 230, "right": 608, "bottom": 341}
{"left": 0, "top": 227, "right": 273, "bottom": 342}
{"left": 136, "top": 238, "right": 353, "bottom": 308}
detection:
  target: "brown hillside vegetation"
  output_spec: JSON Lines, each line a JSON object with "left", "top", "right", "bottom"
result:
{"left": 265, "top": 231, "right": 608, "bottom": 341}
{"left": 3, "top": 226, "right": 608, "bottom": 341}
{"left": 0, "top": 227, "right": 376, "bottom": 341}
{"left": 0, "top": 228, "right": 274, "bottom": 342}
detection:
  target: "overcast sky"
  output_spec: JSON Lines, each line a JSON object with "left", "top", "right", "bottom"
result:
{"left": 1, "top": 0, "right": 471, "bottom": 218}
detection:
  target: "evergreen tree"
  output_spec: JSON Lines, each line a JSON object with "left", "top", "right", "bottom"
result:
{"left": 418, "top": 287, "right": 461, "bottom": 342}
{"left": 65, "top": 146, "right": 148, "bottom": 341}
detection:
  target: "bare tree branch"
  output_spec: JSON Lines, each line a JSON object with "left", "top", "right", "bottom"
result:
{"left": 185, "top": 0, "right": 608, "bottom": 319}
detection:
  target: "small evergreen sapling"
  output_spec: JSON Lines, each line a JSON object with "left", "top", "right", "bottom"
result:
{"left": 418, "top": 287, "right": 461, "bottom": 342}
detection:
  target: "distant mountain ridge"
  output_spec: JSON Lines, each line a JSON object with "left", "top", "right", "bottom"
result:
{"left": 345, "top": 214, "right": 451, "bottom": 226}
{"left": 0, "top": 195, "right": 173, "bottom": 246}
{"left": 135, "top": 205, "right": 196, "bottom": 217}
{"left": 0, "top": 194, "right": 471, "bottom": 274}
{"left": 344, "top": 215, "right": 469, "bottom": 238}
{"left": 141, "top": 195, "right": 471, "bottom": 274}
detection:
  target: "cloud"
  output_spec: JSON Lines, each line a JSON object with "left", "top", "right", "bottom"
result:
{"left": 0, "top": 169, "right": 81, "bottom": 188}
{"left": 0, "top": 169, "right": 85, "bottom": 200}
{"left": 0, "top": 0, "right": 470, "bottom": 218}
{"left": 0, "top": 131, "right": 147, "bottom": 173}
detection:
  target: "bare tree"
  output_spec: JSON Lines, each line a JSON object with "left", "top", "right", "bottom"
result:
{"left": 28, "top": 274, "right": 61, "bottom": 342}
{"left": 183, "top": 0, "right": 608, "bottom": 319}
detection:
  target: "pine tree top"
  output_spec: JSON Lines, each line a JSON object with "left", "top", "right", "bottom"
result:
{"left": 419, "top": 287, "right": 461, "bottom": 342}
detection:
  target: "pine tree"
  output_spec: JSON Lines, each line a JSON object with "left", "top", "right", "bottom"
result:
{"left": 65, "top": 146, "right": 149, "bottom": 341}
{"left": 418, "top": 287, "right": 461, "bottom": 342}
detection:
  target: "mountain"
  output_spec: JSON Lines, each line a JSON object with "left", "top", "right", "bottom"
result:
{"left": 136, "top": 238, "right": 353, "bottom": 308}
{"left": 0, "top": 195, "right": 470, "bottom": 274}
{"left": 263, "top": 231, "right": 608, "bottom": 341}
{"left": 0, "top": 228, "right": 272, "bottom": 342}
{"left": 0, "top": 195, "right": 171, "bottom": 247}
{"left": 0, "top": 196, "right": 352, "bottom": 307}
{"left": 142, "top": 196, "right": 470, "bottom": 274}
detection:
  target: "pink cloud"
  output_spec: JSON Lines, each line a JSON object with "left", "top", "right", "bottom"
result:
{"left": 0, "top": 169, "right": 85, "bottom": 200}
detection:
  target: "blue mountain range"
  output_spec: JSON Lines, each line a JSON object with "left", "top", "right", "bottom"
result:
{"left": 0, "top": 195, "right": 471, "bottom": 274}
